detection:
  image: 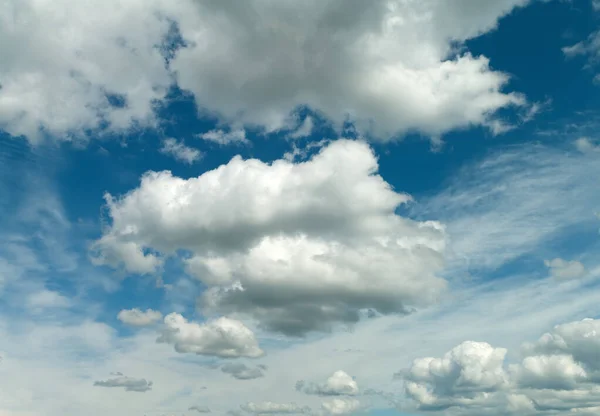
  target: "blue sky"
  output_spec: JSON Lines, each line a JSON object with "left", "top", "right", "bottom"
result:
{"left": 1, "top": 1, "right": 600, "bottom": 415}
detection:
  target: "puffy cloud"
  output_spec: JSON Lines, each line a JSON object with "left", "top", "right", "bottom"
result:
{"left": 2, "top": 0, "right": 532, "bottom": 145}
{"left": 296, "top": 371, "right": 359, "bottom": 396}
{"left": 156, "top": 312, "right": 264, "bottom": 358}
{"left": 288, "top": 117, "right": 315, "bottom": 139}
{"left": 189, "top": 405, "right": 211, "bottom": 413}
{"left": 117, "top": 308, "right": 163, "bottom": 327}
{"left": 0, "top": 0, "right": 176, "bottom": 143}
{"left": 91, "top": 140, "right": 447, "bottom": 335}
{"left": 221, "top": 363, "right": 265, "bottom": 380}
{"left": 93, "top": 375, "right": 153, "bottom": 392}
{"left": 198, "top": 129, "right": 250, "bottom": 146}
{"left": 544, "top": 258, "right": 586, "bottom": 280}
{"left": 172, "top": 0, "right": 530, "bottom": 141}
{"left": 320, "top": 398, "right": 361, "bottom": 415}
{"left": 401, "top": 318, "right": 600, "bottom": 415}
{"left": 240, "top": 402, "right": 310, "bottom": 415}
{"left": 160, "top": 138, "right": 203, "bottom": 164}
{"left": 513, "top": 355, "right": 587, "bottom": 390}
{"left": 403, "top": 341, "right": 509, "bottom": 410}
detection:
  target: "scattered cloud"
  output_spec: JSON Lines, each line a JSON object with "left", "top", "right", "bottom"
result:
{"left": 544, "top": 258, "right": 586, "bottom": 280}
{"left": 156, "top": 313, "right": 264, "bottom": 358}
{"left": 563, "top": 30, "right": 600, "bottom": 83}
{"left": 320, "top": 398, "right": 361, "bottom": 415}
{"left": 91, "top": 140, "right": 447, "bottom": 335}
{"left": 117, "top": 308, "right": 163, "bottom": 327}
{"left": 288, "top": 117, "right": 314, "bottom": 139}
{"left": 296, "top": 371, "right": 359, "bottom": 396}
{"left": 198, "top": 129, "right": 249, "bottom": 146}
{"left": 189, "top": 405, "right": 211, "bottom": 413}
{"left": 26, "top": 289, "right": 71, "bottom": 310}
{"left": 160, "top": 138, "right": 203, "bottom": 164}
{"left": 93, "top": 375, "right": 153, "bottom": 392}
{"left": 240, "top": 402, "right": 310, "bottom": 415}
{"left": 221, "top": 362, "right": 265, "bottom": 380}
{"left": 574, "top": 137, "right": 600, "bottom": 153}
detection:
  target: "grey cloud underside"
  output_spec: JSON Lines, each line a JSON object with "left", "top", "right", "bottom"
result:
{"left": 93, "top": 376, "right": 153, "bottom": 392}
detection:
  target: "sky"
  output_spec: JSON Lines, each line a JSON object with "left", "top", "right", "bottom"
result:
{"left": 1, "top": 0, "right": 600, "bottom": 415}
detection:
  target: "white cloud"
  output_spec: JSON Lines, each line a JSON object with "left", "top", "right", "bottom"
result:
{"left": 320, "top": 398, "right": 360, "bottom": 415}
{"left": 402, "top": 318, "right": 600, "bottom": 415}
{"left": 574, "top": 137, "right": 600, "bottom": 153}
{"left": 26, "top": 289, "right": 71, "bottom": 310}
{"left": 0, "top": 0, "right": 176, "bottom": 143}
{"left": 117, "top": 308, "right": 163, "bottom": 327}
{"left": 1, "top": 0, "right": 536, "bottom": 145}
{"left": 172, "top": 0, "right": 531, "bottom": 141}
{"left": 91, "top": 139, "right": 447, "bottom": 335}
{"left": 288, "top": 117, "right": 314, "bottom": 139}
{"left": 160, "top": 138, "right": 202, "bottom": 164}
{"left": 198, "top": 129, "right": 249, "bottom": 146}
{"left": 93, "top": 375, "right": 153, "bottom": 393}
{"left": 404, "top": 341, "right": 509, "bottom": 411}
{"left": 156, "top": 313, "right": 264, "bottom": 358}
{"left": 221, "top": 362, "right": 265, "bottom": 380}
{"left": 240, "top": 402, "right": 310, "bottom": 415}
{"left": 563, "top": 30, "right": 600, "bottom": 83}
{"left": 296, "top": 371, "right": 359, "bottom": 396}
{"left": 544, "top": 258, "right": 586, "bottom": 280}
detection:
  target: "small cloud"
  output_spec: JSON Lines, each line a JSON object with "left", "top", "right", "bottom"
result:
{"left": 93, "top": 375, "right": 153, "bottom": 392}
{"left": 241, "top": 402, "right": 310, "bottom": 415}
{"left": 544, "top": 258, "right": 586, "bottom": 280}
{"left": 221, "top": 362, "right": 265, "bottom": 380}
{"left": 26, "top": 289, "right": 71, "bottom": 310}
{"left": 117, "top": 308, "right": 163, "bottom": 327}
{"left": 198, "top": 129, "right": 249, "bottom": 146}
{"left": 156, "top": 313, "right": 264, "bottom": 358}
{"left": 296, "top": 371, "right": 359, "bottom": 396}
{"left": 189, "top": 405, "right": 211, "bottom": 413}
{"left": 160, "top": 138, "right": 203, "bottom": 164}
{"left": 574, "top": 137, "right": 600, "bottom": 153}
{"left": 289, "top": 116, "right": 314, "bottom": 139}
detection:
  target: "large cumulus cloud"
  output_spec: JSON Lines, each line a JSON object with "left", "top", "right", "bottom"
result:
{"left": 91, "top": 140, "right": 447, "bottom": 335}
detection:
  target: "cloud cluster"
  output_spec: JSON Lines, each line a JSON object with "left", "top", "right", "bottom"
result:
{"left": 1, "top": 0, "right": 532, "bottom": 144}
{"left": 92, "top": 140, "right": 447, "bottom": 335}
{"left": 156, "top": 312, "right": 264, "bottom": 358}
{"left": 402, "top": 318, "right": 600, "bottom": 415}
